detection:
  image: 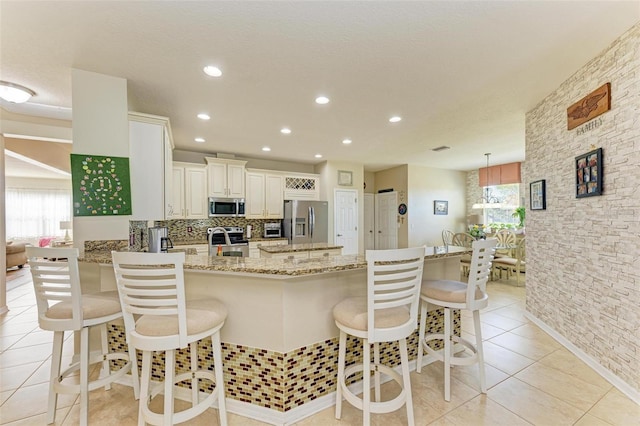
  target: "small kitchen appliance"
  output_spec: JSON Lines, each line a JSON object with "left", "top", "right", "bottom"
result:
{"left": 148, "top": 226, "right": 172, "bottom": 253}
{"left": 208, "top": 197, "right": 245, "bottom": 217}
{"left": 263, "top": 222, "right": 282, "bottom": 238}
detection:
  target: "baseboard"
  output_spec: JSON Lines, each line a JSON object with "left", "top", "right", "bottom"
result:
{"left": 525, "top": 311, "right": 640, "bottom": 405}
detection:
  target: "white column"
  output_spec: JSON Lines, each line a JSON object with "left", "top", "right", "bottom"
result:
{"left": 71, "top": 70, "right": 130, "bottom": 250}
{"left": 1, "top": 134, "right": 7, "bottom": 314}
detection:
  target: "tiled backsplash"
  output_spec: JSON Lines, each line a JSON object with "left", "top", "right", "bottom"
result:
{"left": 129, "top": 218, "right": 282, "bottom": 248}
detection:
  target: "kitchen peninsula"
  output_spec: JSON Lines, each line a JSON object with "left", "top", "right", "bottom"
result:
{"left": 78, "top": 245, "right": 468, "bottom": 424}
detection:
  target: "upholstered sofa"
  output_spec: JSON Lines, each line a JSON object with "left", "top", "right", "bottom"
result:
{"left": 6, "top": 242, "right": 27, "bottom": 269}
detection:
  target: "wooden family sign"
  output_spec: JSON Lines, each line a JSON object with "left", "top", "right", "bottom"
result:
{"left": 567, "top": 82, "right": 610, "bottom": 130}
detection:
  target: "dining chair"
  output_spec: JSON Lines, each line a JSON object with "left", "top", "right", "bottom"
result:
{"left": 416, "top": 238, "right": 497, "bottom": 401}
{"left": 452, "top": 233, "right": 475, "bottom": 275}
{"left": 333, "top": 247, "right": 425, "bottom": 425}
{"left": 492, "top": 237, "right": 526, "bottom": 285}
{"left": 112, "top": 251, "right": 228, "bottom": 426}
{"left": 494, "top": 229, "right": 516, "bottom": 258}
{"left": 441, "top": 230, "right": 455, "bottom": 246}
{"left": 26, "top": 247, "right": 135, "bottom": 426}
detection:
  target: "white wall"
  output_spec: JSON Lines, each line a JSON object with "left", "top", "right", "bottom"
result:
{"left": 71, "top": 70, "right": 130, "bottom": 250}
{"left": 525, "top": 24, "right": 639, "bottom": 400}
{"left": 407, "top": 165, "right": 467, "bottom": 247}
{"left": 1, "top": 134, "right": 7, "bottom": 314}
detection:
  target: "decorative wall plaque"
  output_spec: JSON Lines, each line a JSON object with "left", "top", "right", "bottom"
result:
{"left": 567, "top": 83, "right": 610, "bottom": 130}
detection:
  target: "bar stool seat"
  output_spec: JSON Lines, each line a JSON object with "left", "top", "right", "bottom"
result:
{"left": 26, "top": 247, "right": 135, "bottom": 426}
{"left": 112, "top": 251, "right": 227, "bottom": 426}
{"left": 333, "top": 247, "right": 425, "bottom": 426}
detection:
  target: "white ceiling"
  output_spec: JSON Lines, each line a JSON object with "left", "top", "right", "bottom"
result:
{"left": 1, "top": 1, "right": 638, "bottom": 172}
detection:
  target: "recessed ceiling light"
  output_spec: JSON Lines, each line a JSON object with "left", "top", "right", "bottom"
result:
{"left": 389, "top": 116, "right": 402, "bottom": 123}
{"left": 194, "top": 137, "right": 205, "bottom": 143}
{"left": 197, "top": 113, "right": 210, "bottom": 120}
{"left": 315, "top": 96, "right": 330, "bottom": 105}
{"left": 342, "top": 139, "right": 352, "bottom": 145}
{"left": 314, "top": 154, "right": 323, "bottom": 158}
{"left": 262, "top": 147, "right": 271, "bottom": 152}
{"left": 281, "top": 128, "right": 291, "bottom": 134}
{"left": 203, "top": 66, "right": 222, "bottom": 77}
{"left": 0, "top": 81, "right": 36, "bottom": 103}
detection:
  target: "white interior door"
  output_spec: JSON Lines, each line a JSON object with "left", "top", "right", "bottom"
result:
{"left": 375, "top": 192, "right": 397, "bottom": 249}
{"left": 334, "top": 189, "right": 358, "bottom": 255}
{"left": 363, "top": 193, "right": 375, "bottom": 250}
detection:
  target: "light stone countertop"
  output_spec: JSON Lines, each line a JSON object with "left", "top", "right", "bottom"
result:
{"left": 78, "top": 246, "right": 469, "bottom": 277}
{"left": 257, "top": 242, "right": 343, "bottom": 254}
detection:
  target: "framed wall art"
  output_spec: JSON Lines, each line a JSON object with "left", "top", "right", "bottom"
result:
{"left": 530, "top": 179, "right": 546, "bottom": 210}
{"left": 434, "top": 200, "right": 448, "bottom": 215}
{"left": 575, "top": 148, "right": 602, "bottom": 198}
{"left": 71, "top": 154, "right": 132, "bottom": 216}
{"left": 337, "top": 170, "right": 353, "bottom": 186}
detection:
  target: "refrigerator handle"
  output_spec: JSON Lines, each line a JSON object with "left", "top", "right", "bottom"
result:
{"left": 309, "top": 206, "right": 314, "bottom": 240}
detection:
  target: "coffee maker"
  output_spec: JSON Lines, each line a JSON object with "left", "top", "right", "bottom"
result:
{"left": 148, "top": 226, "right": 173, "bottom": 253}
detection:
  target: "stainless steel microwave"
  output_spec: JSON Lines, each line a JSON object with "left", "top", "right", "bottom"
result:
{"left": 208, "top": 197, "right": 245, "bottom": 217}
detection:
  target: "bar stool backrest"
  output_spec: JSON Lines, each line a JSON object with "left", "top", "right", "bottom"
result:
{"left": 112, "top": 251, "right": 188, "bottom": 348}
{"left": 466, "top": 238, "right": 497, "bottom": 308}
{"left": 26, "top": 247, "right": 83, "bottom": 331}
{"left": 365, "top": 247, "right": 425, "bottom": 343}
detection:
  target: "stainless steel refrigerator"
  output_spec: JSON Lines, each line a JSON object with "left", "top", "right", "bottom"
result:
{"left": 283, "top": 200, "right": 328, "bottom": 244}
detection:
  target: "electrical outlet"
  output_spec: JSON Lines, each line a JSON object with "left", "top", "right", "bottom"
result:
{"left": 187, "top": 226, "right": 193, "bottom": 233}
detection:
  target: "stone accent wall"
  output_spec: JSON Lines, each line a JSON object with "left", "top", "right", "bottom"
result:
{"left": 524, "top": 24, "right": 639, "bottom": 392}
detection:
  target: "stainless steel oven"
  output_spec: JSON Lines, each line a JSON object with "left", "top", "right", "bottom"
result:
{"left": 208, "top": 197, "right": 245, "bottom": 217}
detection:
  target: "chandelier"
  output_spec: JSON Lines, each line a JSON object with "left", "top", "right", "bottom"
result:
{"left": 472, "top": 153, "right": 504, "bottom": 209}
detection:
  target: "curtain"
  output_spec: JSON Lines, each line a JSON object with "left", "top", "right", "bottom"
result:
{"left": 5, "top": 187, "right": 72, "bottom": 240}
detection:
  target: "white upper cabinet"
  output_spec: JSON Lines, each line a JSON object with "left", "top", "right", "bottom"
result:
{"left": 245, "top": 170, "right": 284, "bottom": 219}
{"left": 169, "top": 163, "right": 207, "bottom": 219}
{"left": 283, "top": 173, "right": 320, "bottom": 200}
{"left": 128, "top": 112, "right": 174, "bottom": 220}
{"left": 205, "top": 157, "right": 247, "bottom": 198}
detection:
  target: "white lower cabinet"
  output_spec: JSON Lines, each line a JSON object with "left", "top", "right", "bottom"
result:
{"left": 308, "top": 249, "right": 342, "bottom": 258}
{"left": 259, "top": 248, "right": 342, "bottom": 259}
{"left": 248, "top": 239, "right": 287, "bottom": 258}
{"left": 169, "top": 163, "right": 207, "bottom": 219}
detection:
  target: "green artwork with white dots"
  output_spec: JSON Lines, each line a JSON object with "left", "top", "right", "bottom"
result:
{"left": 71, "top": 154, "right": 132, "bottom": 216}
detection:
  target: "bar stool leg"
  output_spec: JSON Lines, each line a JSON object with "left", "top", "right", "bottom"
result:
{"left": 100, "top": 323, "right": 111, "bottom": 390}
{"left": 416, "top": 303, "right": 427, "bottom": 373}
{"left": 335, "top": 330, "right": 347, "bottom": 419}
{"left": 212, "top": 333, "right": 227, "bottom": 426}
{"left": 47, "top": 331, "right": 64, "bottom": 424}
{"left": 139, "top": 350, "right": 152, "bottom": 426}
{"left": 399, "top": 338, "right": 415, "bottom": 426}
{"left": 373, "top": 342, "right": 381, "bottom": 402}
{"left": 473, "top": 310, "right": 487, "bottom": 393}
{"left": 362, "top": 337, "right": 371, "bottom": 426}
{"left": 80, "top": 326, "right": 90, "bottom": 426}
{"left": 190, "top": 341, "right": 198, "bottom": 406}
{"left": 444, "top": 307, "right": 452, "bottom": 402}
{"left": 164, "top": 349, "right": 175, "bottom": 426}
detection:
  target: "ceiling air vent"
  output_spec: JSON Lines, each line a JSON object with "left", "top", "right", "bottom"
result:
{"left": 431, "top": 146, "right": 450, "bottom": 152}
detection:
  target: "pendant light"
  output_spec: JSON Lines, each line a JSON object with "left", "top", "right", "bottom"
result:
{"left": 472, "top": 153, "right": 503, "bottom": 209}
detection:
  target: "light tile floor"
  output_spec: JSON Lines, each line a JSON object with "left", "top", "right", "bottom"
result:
{"left": 1, "top": 267, "right": 638, "bottom": 425}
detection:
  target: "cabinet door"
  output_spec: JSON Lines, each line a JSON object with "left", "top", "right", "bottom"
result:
{"left": 129, "top": 120, "right": 165, "bottom": 219}
{"left": 208, "top": 162, "right": 228, "bottom": 197}
{"left": 227, "top": 163, "right": 246, "bottom": 198}
{"left": 185, "top": 167, "right": 207, "bottom": 218}
{"left": 169, "top": 167, "right": 185, "bottom": 219}
{"left": 264, "top": 174, "right": 284, "bottom": 218}
{"left": 245, "top": 172, "right": 266, "bottom": 218}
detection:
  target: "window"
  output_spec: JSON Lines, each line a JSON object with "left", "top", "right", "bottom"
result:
{"left": 5, "top": 187, "right": 71, "bottom": 240}
{"left": 484, "top": 184, "right": 520, "bottom": 226}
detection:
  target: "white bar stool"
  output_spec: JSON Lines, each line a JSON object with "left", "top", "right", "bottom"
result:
{"left": 26, "top": 247, "right": 136, "bottom": 426}
{"left": 416, "top": 238, "right": 497, "bottom": 401}
{"left": 112, "top": 251, "right": 227, "bottom": 426}
{"left": 333, "top": 247, "right": 425, "bottom": 425}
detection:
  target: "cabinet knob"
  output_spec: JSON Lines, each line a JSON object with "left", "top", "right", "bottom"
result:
{"left": 337, "top": 234, "right": 343, "bottom": 237}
